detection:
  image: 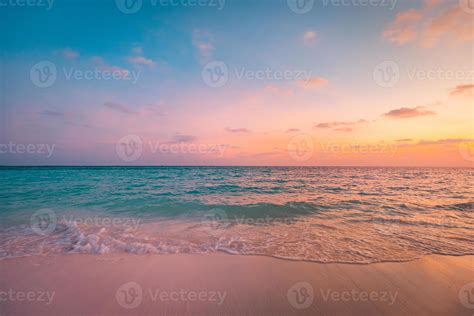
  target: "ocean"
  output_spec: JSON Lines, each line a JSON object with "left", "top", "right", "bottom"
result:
{"left": 0, "top": 166, "right": 472, "bottom": 263}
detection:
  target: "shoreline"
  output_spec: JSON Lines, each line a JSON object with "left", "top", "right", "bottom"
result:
{"left": 1, "top": 253, "right": 473, "bottom": 315}
{"left": 2, "top": 251, "right": 474, "bottom": 265}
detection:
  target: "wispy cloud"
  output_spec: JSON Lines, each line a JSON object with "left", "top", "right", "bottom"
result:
{"left": 168, "top": 134, "right": 197, "bottom": 144}
{"left": 264, "top": 84, "right": 293, "bottom": 97}
{"left": 56, "top": 47, "right": 80, "bottom": 60}
{"left": 295, "top": 77, "right": 328, "bottom": 90}
{"left": 37, "top": 110, "right": 66, "bottom": 117}
{"left": 383, "top": 106, "right": 435, "bottom": 119}
{"left": 192, "top": 29, "right": 214, "bottom": 64}
{"left": 104, "top": 102, "right": 138, "bottom": 115}
{"left": 315, "top": 119, "right": 367, "bottom": 130}
{"left": 128, "top": 56, "right": 155, "bottom": 67}
{"left": 285, "top": 128, "right": 300, "bottom": 133}
{"left": 303, "top": 30, "right": 317, "bottom": 44}
{"left": 90, "top": 56, "right": 130, "bottom": 78}
{"left": 450, "top": 84, "right": 474, "bottom": 97}
{"left": 382, "top": 3, "right": 474, "bottom": 48}
{"left": 417, "top": 138, "right": 474, "bottom": 145}
{"left": 382, "top": 9, "right": 422, "bottom": 45}
{"left": 226, "top": 127, "right": 250, "bottom": 133}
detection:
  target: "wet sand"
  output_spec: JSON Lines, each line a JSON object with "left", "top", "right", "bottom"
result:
{"left": 0, "top": 254, "right": 473, "bottom": 315}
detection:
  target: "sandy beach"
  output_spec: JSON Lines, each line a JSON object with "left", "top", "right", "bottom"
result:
{"left": 0, "top": 254, "right": 473, "bottom": 315}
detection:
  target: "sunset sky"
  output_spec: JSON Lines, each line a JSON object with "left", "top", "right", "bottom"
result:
{"left": 0, "top": 0, "right": 473, "bottom": 166}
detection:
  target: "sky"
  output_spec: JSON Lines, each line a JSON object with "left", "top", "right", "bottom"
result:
{"left": 0, "top": 0, "right": 473, "bottom": 166}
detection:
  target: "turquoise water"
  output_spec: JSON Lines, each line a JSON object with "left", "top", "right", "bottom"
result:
{"left": 0, "top": 166, "right": 473, "bottom": 263}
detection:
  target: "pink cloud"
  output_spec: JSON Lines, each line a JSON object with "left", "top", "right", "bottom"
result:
{"left": 450, "top": 84, "right": 474, "bottom": 97}
{"left": 382, "top": 4, "right": 474, "bottom": 48}
{"left": 382, "top": 9, "right": 422, "bottom": 44}
{"left": 303, "top": 30, "right": 317, "bottom": 44}
{"left": 296, "top": 77, "right": 328, "bottom": 90}
{"left": 264, "top": 84, "right": 294, "bottom": 97}
{"left": 383, "top": 106, "right": 435, "bottom": 119}
{"left": 128, "top": 56, "right": 155, "bottom": 67}
{"left": 192, "top": 29, "right": 214, "bottom": 64}
{"left": 90, "top": 56, "right": 130, "bottom": 78}
{"left": 57, "top": 47, "right": 80, "bottom": 59}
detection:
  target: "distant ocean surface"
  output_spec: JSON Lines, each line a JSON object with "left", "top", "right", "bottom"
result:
{"left": 0, "top": 166, "right": 473, "bottom": 263}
